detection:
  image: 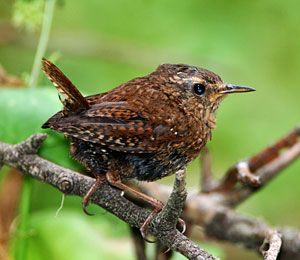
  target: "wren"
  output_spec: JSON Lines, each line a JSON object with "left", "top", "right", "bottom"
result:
{"left": 41, "top": 58, "right": 254, "bottom": 237}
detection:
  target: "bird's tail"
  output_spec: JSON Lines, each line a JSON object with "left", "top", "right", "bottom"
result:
{"left": 41, "top": 58, "right": 90, "bottom": 129}
{"left": 42, "top": 58, "right": 89, "bottom": 114}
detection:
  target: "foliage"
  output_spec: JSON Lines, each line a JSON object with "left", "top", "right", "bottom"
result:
{"left": 12, "top": 0, "right": 44, "bottom": 33}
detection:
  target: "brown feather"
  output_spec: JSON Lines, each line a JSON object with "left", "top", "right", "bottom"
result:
{"left": 42, "top": 58, "right": 89, "bottom": 116}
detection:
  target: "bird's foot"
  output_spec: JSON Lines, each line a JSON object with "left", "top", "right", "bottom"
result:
{"left": 105, "top": 171, "right": 186, "bottom": 241}
{"left": 82, "top": 175, "right": 103, "bottom": 216}
{"left": 140, "top": 204, "right": 186, "bottom": 242}
{"left": 140, "top": 207, "right": 162, "bottom": 243}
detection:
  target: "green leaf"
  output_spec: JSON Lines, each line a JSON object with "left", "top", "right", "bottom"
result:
{"left": 0, "top": 87, "right": 58, "bottom": 142}
{"left": 12, "top": 0, "right": 44, "bottom": 33}
{"left": 0, "top": 87, "right": 80, "bottom": 168}
{"left": 24, "top": 210, "right": 133, "bottom": 260}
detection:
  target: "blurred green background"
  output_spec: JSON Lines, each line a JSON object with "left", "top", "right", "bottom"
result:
{"left": 0, "top": 0, "right": 300, "bottom": 259}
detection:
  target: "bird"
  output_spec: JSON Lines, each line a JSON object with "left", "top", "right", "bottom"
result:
{"left": 41, "top": 58, "right": 255, "bottom": 238}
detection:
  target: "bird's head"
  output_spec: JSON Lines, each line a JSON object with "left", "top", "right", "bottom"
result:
{"left": 153, "top": 64, "right": 255, "bottom": 112}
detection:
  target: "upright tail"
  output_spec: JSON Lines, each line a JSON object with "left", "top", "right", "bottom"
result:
{"left": 41, "top": 58, "right": 90, "bottom": 129}
{"left": 42, "top": 58, "right": 89, "bottom": 116}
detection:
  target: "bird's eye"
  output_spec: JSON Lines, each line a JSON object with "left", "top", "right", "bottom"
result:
{"left": 193, "top": 83, "right": 206, "bottom": 95}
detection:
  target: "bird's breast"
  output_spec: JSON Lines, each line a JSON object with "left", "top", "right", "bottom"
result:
{"left": 172, "top": 103, "right": 215, "bottom": 161}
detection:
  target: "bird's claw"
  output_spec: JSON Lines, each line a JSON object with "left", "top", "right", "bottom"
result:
{"left": 140, "top": 210, "right": 157, "bottom": 243}
{"left": 81, "top": 176, "right": 103, "bottom": 216}
{"left": 177, "top": 218, "right": 186, "bottom": 234}
{"left": 141, "top": 230, "right": 157, "bottom": 243}
{"left": 140, "top": 211, "right": 185, "bottom": 242}
{"left": 82, "top": 200, "right": 95, "bottom": 216}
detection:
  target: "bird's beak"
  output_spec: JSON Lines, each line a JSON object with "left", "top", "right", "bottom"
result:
{"left": 219, "top": 84, "right": 256, "bottom": 94}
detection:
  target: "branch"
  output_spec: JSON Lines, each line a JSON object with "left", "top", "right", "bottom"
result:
{"left": 260, "top": 230, "right": 282, "bottom": 260}
{"left": 119, "top": 125, "right": 300, "bottom": 259}
{"left": 2, "top": 124, "right": 300, "bottom": 259}
{"left": 200, "top": 148, "right": 217, "bottom": 193}
{"left": 155, "top": 169, "right": 187, "bottom": 233}
{"left": 0, "top": 134, "right": 216, "bottom": 260}
{"left": 130, "top": 227, "right": 147, "bottom": 260}
{"left": 140, "top": 182, "right": 300, "bottom": 259}
{"left": 210, "top": 125, "right": 300, "bottom": 206}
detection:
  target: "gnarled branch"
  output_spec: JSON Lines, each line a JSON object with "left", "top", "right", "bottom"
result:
{"left": 1, "top": 124, "right": 300, "bottom": 259}
{"left": 0, "top": 134, "right": 216, "bottom": 260}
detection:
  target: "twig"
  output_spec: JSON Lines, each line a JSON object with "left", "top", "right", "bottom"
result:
{"left": 17, "top": 1, "right": 56, "bottom": 258}
{"left": 200, "top": 148, "right": 216, "bottom": 193}
{"left": 152, "top": 170, "right": 189, "bottom": 258}
{"left": 228, "top": 140, "right": 300, "bottom": 206}
{"left": 210, "top": 126, "right": 300, "bottom": 206}
{"left": 138, "top": 181, "right": 300, "bottom": 259}
{"left": 130, "top": 227, "right": 147, "bottom": 260}
{"left": 205, "top": 210, "right": 296, "bottom": 259}
{"left": 213, "top": 125, "right": 300, "bottom": 192}
{"left": 256, "top": 141, "right": 300, "bottom": 184}
{"left": 155, "top": 242, "right": 173, "bottom": 260}
{"left": 0, "top": 134, "right": 216, "bottom": 260}
{"left": 28, "top": 0, "right": 56, "bottom": 87}
{"left": 153, "top": 170, "right": 187, "bottom": 259}
{"left": 154, "top": 169, "right": 187, "bottom": 232}
{"left": 260, "top": 230, "right": 282, "bottom": 260}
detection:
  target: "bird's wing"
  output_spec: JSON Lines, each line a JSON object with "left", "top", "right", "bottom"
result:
{"left": 49, "top": 101, "right": 175, "bottom": 153}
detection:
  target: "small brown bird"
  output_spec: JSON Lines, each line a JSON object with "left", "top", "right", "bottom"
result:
{"left": 41, "top": 59, "right": 254, "bottom": 237}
